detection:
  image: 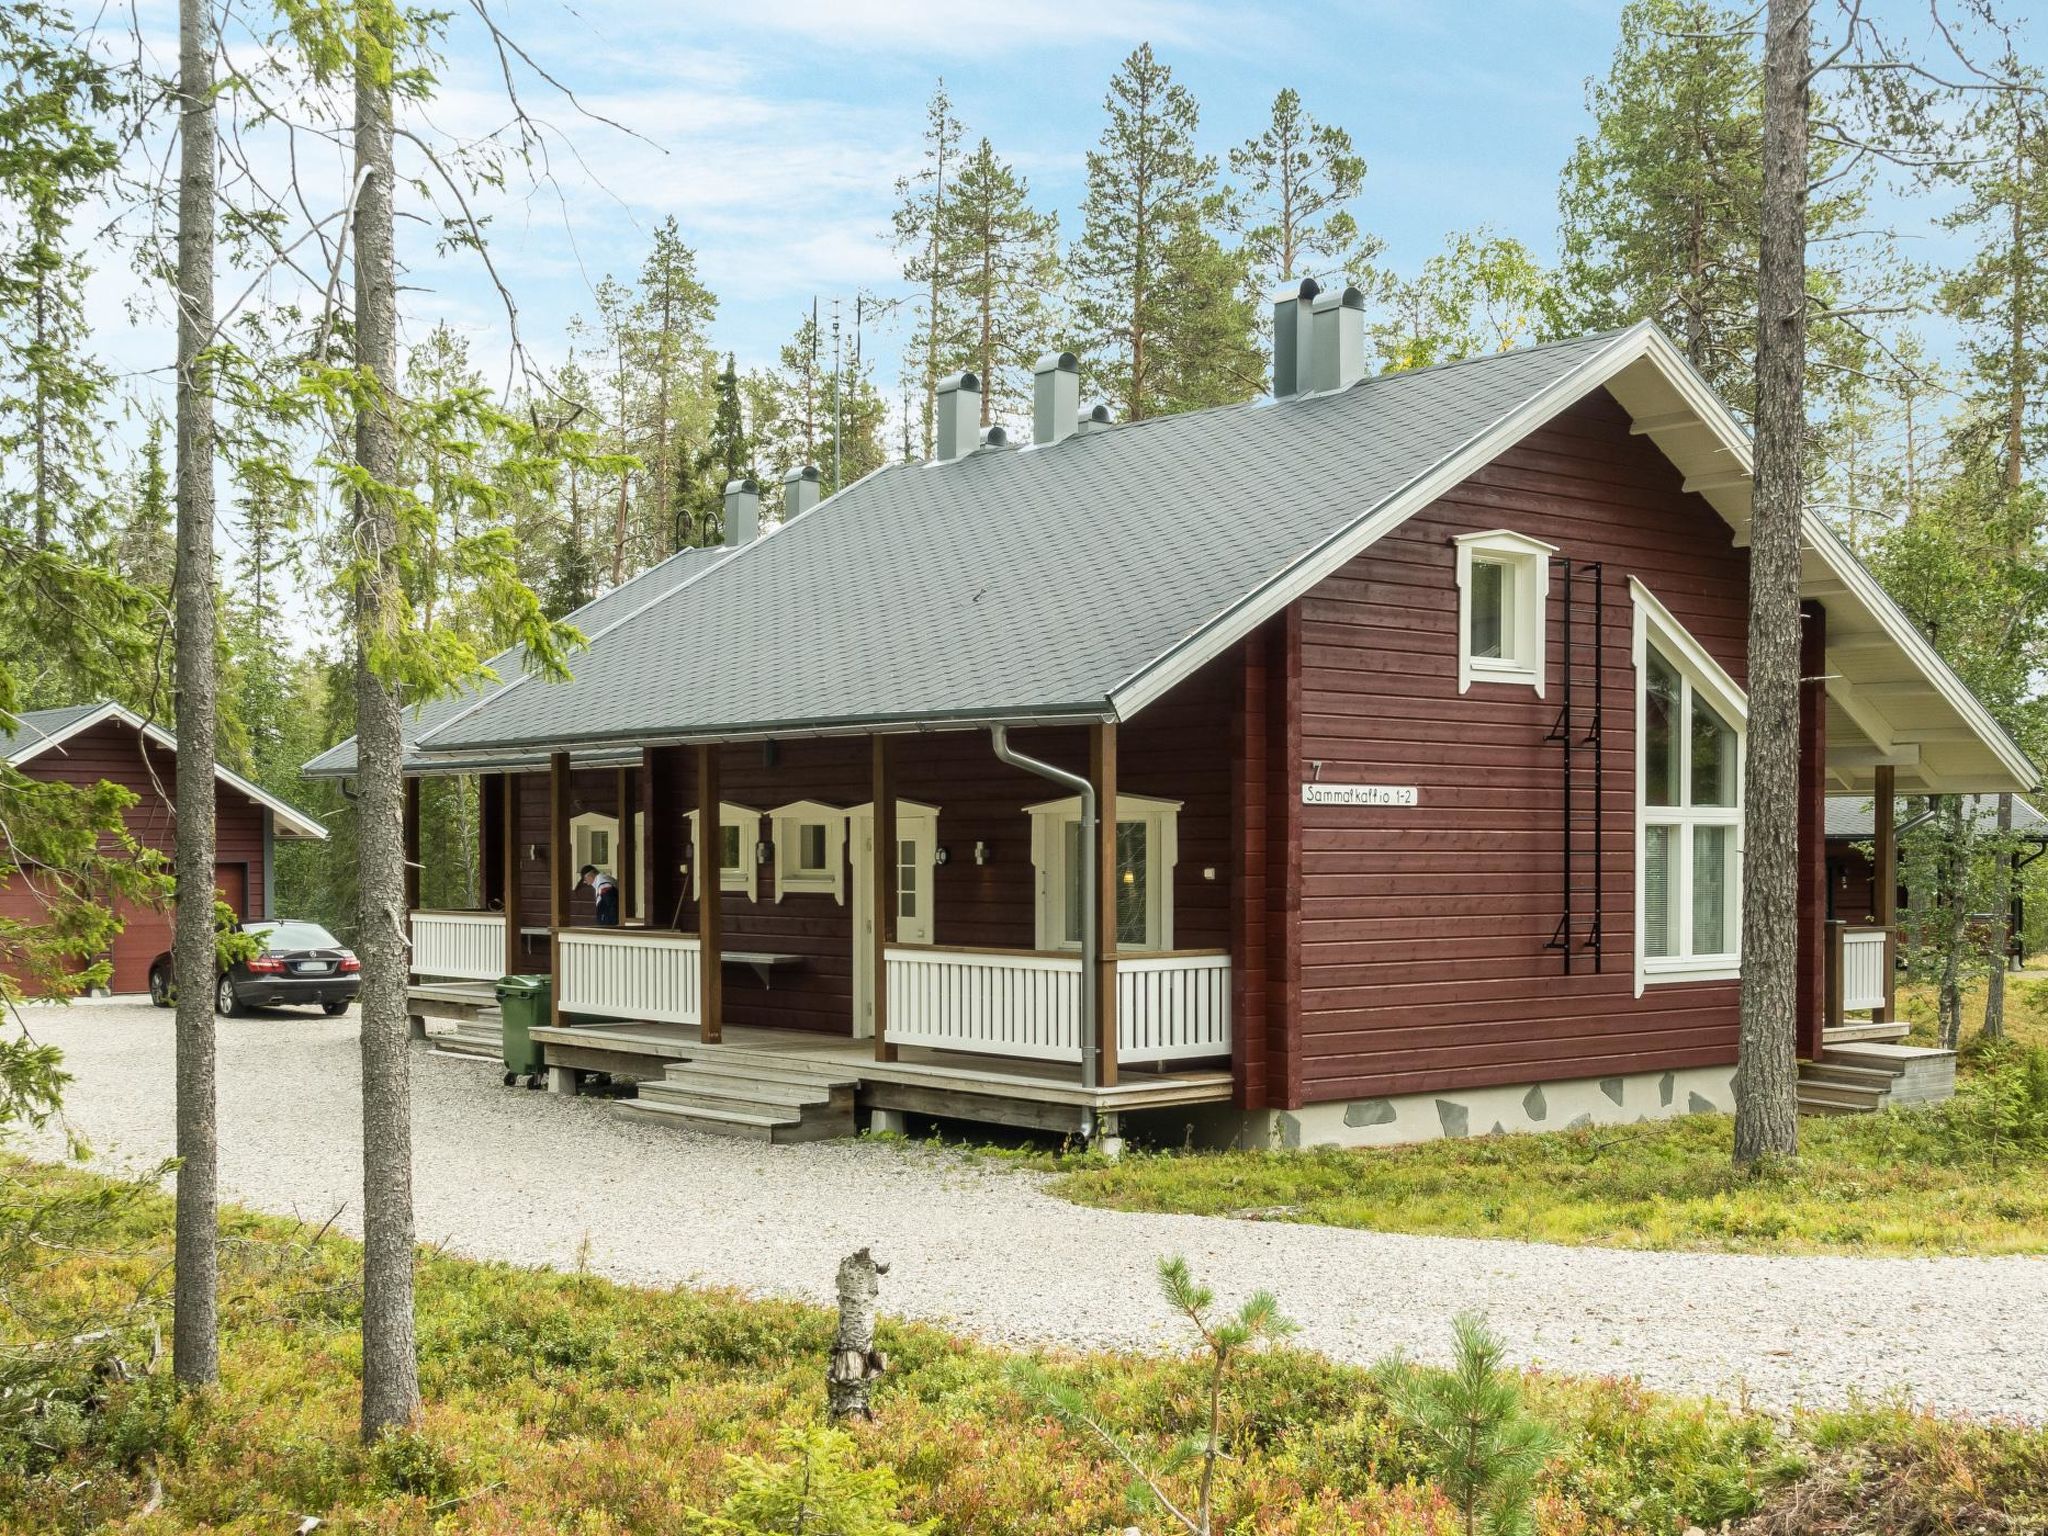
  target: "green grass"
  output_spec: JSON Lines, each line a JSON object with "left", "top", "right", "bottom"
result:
{"left": 5, "top": 1159, "right": 2046, "bottom": 1535}
{"left": 1036, "top": 982, "right": 2048, "bottom": 1257}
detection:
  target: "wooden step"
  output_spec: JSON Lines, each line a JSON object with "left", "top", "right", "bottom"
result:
{"left": 1824, "top": 1021, "right": 1912, "bottom": 1044}
{"left": 667, "top": 1054, "right": 859, "bottom": 1093}
{"left": 1793, "top": 1077, "right": 1890, "bottom": 1110}
{"left": 1797, "top": 1094, "right": 1866, "bottom": 1116}
{"left": 639, "top": 1075, "right": 843, "bottom": 1114}
{"left": 1800, "top": 1061, "right": 1901, "bottom": 1092}
{"left": 614, "top": 1098, "right": 791, "bottom": 1141}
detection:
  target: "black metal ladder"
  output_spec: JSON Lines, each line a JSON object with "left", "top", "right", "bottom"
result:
{"left": 1545, "top": 558, "right": 1605, "bottom": 973}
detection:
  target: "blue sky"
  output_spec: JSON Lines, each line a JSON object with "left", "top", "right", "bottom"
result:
{"left": 396, "top": 0, "right": 1640, "bottom": 389}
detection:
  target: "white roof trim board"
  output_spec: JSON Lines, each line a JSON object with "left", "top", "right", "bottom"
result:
{"left": 8, "top": 701, "right": 328, "bottom": 839}
{"left": 412, "top": 322, "right": 2033, "bottom": 797}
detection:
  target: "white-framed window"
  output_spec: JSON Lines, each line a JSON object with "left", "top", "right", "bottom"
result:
{"left": 767, "top": 800, "right": 848, "bottom": 903}
{"left": 1455, "top": 529, "right": 1555, "bottom": 695}
{"left": 1025, "top": 793, "right": 1181, "bottom": 952}
{"left": 1631, "top": 578, "right": 1746, "bottom": 991}
{"left": 684, "top": 801, "right": 763, "bottom": 902}
{"left": 570, "top": 811, "right": 617, "bottom": 876}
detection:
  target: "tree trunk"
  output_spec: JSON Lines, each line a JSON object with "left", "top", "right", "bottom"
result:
{"left": 170, "top": 0, "right": 220, "bottom": 1390}
{"left": 825, "top": 1247, "right": 888, "bottom": 1420}
{"left": 1983, "top": 793, "right": 2012, "bottom": 1041}
{"left": 1938, "top": 797, "right": 1969, "bottom": 1050}
{"left": 353, "top": 0, "right": 421, "bottom": 1441}
{"left": 1733, "top": 0, "right": 1808, "bottom": 1168}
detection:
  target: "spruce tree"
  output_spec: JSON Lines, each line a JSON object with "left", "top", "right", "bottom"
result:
{"left": 937, "top": 138, "right": 1059, "bottom": 427}
{"left": 0, "top": 0, "right": 121, "bottom": 551}
{"left": 1229, "top": 87, "right": 1377, "bottom": 289}
{"left": 1074, "top": 44, "right": 1260, "bottom": 420}
{"left": 682, "top": 353, "right": 753, "bottom": 545}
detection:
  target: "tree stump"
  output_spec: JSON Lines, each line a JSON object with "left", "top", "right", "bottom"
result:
{"left": 826, "top": 1246, "right": 889, "bottom": 1420}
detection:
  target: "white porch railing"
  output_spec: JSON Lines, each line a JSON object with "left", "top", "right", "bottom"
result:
{"left": 885, "top": 946, "right": 1231, "bottom": 1066}
{"left": 557, "top": 930, "right": 701, "bottom": 1024}
{"left": 410, "top": 911, "right": 505, "bottom": 982}
{"left": 1840, "top": 926, "right": 1891, "bottom": 1014}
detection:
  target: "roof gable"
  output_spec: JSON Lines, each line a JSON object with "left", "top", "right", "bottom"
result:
{"left": 6, "top": 701, "right": 326, "bottom": 839}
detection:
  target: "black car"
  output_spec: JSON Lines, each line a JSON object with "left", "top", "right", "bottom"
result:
{"left": 148, "top": 920, "right": 361, "bottom": 1017}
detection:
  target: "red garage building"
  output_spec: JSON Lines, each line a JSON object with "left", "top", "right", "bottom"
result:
{"left": 2, "top": 701, "right": 327, "bottom": 994}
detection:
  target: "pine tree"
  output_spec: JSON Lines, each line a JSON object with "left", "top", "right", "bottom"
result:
{"left": 891, "top": 81, "right": 963, "bottom": 457}
{"left": 1935, "top": 73, "right": 2048, "bottom": 1041}
{"left": 937, "top": 138, "right": 1059, "bottom": 428}
{"left": 110, "top": 418, "right": 177, "bottom": 590}
{"left": 633, "top": 218, "right": 715, "bottom": 561}
{"left": 1074, "top": 45, "right": 1260, "bottom": 420}
{"left": 1556, "top": 0, "right": 1873, "bottom": 420}
{"left": 1229, "top": 88, "right": 1377, "bottom": 290}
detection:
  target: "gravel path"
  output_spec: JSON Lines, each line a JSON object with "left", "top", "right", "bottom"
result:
{"left": 18, "top": 998, "right": 2048, "bottom": 1420}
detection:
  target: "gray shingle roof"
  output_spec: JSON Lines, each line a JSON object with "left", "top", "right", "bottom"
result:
{"left": 0, "top": 702, "right": 108, "bottom": 762}
{"left": 1826, "top": 794, "right": 2048, "bottom": 840}
{"left": 418, "top": 330, "right": 1634, "bottom": 757}
{"left": 303, "top": 545, "right": 731, "bottom": 777}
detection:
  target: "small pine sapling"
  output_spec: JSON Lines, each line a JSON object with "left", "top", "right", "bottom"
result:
{"left": 1019, "top": 1254, "right": 1297, "bottom": 1536}
{"left": 691, "top": 1424, "right": 931, "bottom": 1536}
{"left": 1389, "top": 1315, "right": 1555, "bottom": 1536}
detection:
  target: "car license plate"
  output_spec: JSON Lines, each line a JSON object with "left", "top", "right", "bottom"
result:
{"left": 294, "top": 961, "right": 329, "bottom": 974}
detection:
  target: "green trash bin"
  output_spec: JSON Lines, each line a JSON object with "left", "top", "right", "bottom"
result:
{"left": 495, "top": 974, "right": 550, "bottom": 1089}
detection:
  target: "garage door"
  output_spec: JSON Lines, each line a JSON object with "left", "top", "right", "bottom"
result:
{"left": 104, "top": 862, "right": 248, "bottom": 996}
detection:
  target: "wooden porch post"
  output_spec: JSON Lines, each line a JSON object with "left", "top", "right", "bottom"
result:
{"left": 872, "top": 735, "right": 897, "bottom": 1063}
{"left": 615, "top": 765, "right": 633, "bottom": 921}
{"left": 1873, "top": 763, "right": 1897, "bottom": 1023}
{"left": 1824, "top": 918, "right": 1847, "bottom": 1035}
{"left": 696, "top": 744, "right": 722, "bottom": 1043}
{"left": 550, "top": 751, "right": 571, "bottom": 1027}
{"left": 501, "top": 771, "right": 521, "bottom": 977}
{"left": 1090, "top": 722, "right": 1119, "bottom": 1087}
{"left": 402, "top": 775, "right": 421, "bottom": 918}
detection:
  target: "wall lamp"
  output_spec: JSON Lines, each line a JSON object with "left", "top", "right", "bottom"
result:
{"left": 972, "top": 841, "right": 993, "bottom": 866}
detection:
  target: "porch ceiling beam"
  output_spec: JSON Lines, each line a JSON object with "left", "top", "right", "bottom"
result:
{"left": 1822, "top": 673, "right": 1896, "bottom": 754}
{"left": 1892, "top": 725, "right": 1980, "bottom": 744}
{"left": 1827, "top": 630, "right": 1900, "bottom": 656}
{"left": 1628, "top": 409, "right": 1702, "bottom": 434}
{"left": 1828, "top": 743, "right": 1921, "bottom": 769}
{"left": 1681, "top": 469, "right": 1752, "bottom": 493}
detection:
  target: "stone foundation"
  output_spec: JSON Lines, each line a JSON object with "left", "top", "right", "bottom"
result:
{"left": 1156, "top": 1063, "right": 1741, "bottom": 1151}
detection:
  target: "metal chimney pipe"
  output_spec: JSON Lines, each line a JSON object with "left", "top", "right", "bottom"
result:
{"left": 1272, "top": 277, "right": 1320, "bottom": 397}
{"left": 722, "top": 477, "right": 760, "bottom": 547}
{"left": 782, "top": 464, "right": 820, "bottom": 520}
{"left": 1310, "top": 284, "right": 1367, "bottom": 392}
{"left": 935, "top": 371, "right": 981, "bottom": 462}
{"left": 1075, "top": 402, "right": 1113, "bottom": 436}
{"left": 1032, "top": 350, "right": 1081, "bottom": 445}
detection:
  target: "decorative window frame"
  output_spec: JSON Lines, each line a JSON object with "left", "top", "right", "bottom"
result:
{"left": 1630, "top": 577, "right": 1748, "bottom": 995}
{"left": 1454, "top": 529, "right": 1555, "bottom": 696}
{"left": 684, "top": 801, "right": 763, "bottom": 901}
{"left": 767, "top": 800, "right": 848, "bottom": 903}
{"left": 1024, "top": 793, "right": 1182, "bottom": 952}
{"left": 569, "top": 811, "right": 618, "bottom": 875}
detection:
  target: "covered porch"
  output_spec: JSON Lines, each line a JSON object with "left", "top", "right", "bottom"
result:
{"left": 404, "top": 658, "right": 1252, "bottom": 1135}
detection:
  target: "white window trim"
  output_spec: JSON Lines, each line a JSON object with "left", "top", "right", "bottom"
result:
{"left": 1024, "top": 792, "right": 1182, "bottom": 952}
{"left": 1455, "top": 529, "right": 1555, "bottom": 696}
{"left": 684, "top": 801, "right": 763, "bottom": 901}
{"left": 767, "top": 799, "right": 848, "bottom": 904}
{"left": 569, "top": 811, "right": 618, "bottom": 876}
{"left": 1631, "top": 577, "right": 1748, "bottom": 995}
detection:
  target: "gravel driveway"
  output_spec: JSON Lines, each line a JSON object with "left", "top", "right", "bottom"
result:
{"left": 17, "top": 997, "right": 2047, "bottom": 1421}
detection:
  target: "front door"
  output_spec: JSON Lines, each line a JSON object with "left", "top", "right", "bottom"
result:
{"left": 849, "top": 802, "right": 937, "bottom": 1038}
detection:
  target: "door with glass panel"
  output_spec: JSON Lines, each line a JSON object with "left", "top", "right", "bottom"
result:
{"left": 849, "top": 802, "right": 938, "bottom": 1037}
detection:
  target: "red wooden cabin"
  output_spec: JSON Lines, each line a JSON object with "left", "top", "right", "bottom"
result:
{"left": 309, "top": 309, "right": 2034, "bottom": 1147}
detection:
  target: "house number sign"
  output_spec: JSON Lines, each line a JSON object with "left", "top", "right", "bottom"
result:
{"left": 1301, "top": 784, "right": 1418, "bottom": 807}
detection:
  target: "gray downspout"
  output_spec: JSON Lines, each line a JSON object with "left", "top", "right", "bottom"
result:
{"left": 989, "top": 726, "right": 1099, "bottom": 1116}
{"left": 262, "top": 808, "right": 276, "bottom": 920}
